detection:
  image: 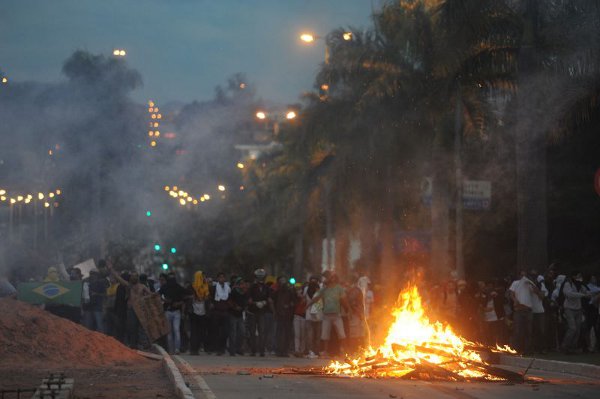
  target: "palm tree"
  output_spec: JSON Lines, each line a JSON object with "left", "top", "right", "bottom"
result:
{"left": 318, "top": 0, "right": 521, "bottom": 279}
{"left": 509, "top": 0, "right": 600, "bottom": 271}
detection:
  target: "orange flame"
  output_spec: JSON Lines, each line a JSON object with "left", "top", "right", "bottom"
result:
{"left": 326, "top": 285, "right": 515, "bottom": 380}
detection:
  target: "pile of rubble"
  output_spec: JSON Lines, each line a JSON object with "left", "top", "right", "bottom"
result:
{"left": 0, "top": 298, "right": 145, "bottom": 368}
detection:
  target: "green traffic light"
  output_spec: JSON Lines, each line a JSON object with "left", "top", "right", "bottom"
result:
{"left": 146, "top": 210, "right": 152, "bottom": 217}
{"left": 162, "top": 263, "right": 169, "bottom": 270}
{"left": 170, "top": 247, "right": 177, "bottom": 254}
{"left": 289, "top": 277, "right": 296, "bottom": 285}
{"left": 154, "top": 244, "right": 161, "bottom": 251}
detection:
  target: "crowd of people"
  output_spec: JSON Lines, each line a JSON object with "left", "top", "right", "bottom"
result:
{"left": 42, "top": 262, "right": 374, "bottom": 358}
{"left": 425, "top": 266, "right": 600, "bottom": 356}
{"left": 2, "top": 261, "right": 599, "bottom": 359}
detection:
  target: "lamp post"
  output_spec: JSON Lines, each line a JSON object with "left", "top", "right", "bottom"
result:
{"left": 299, "top": 31, "right": 352, "bottom": 64}
{"left": 254, "top": 109, "right": 297, "bottom": 136}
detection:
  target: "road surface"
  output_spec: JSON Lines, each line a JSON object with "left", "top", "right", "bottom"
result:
{"left": 173, "top": 353, "right": 600, "bottom": 399}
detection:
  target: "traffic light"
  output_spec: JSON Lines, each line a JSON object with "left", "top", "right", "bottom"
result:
{"left": 162, "top": 263, "right": 169, "bottom": 270}
{"left": 146, "top": 210, "right": 152, "bottom": 217}
{"left": 170, "top": 247, "right": 177, "bottom": 254}
{"left": 289, "top": 277, "right": 296, "bottom": 285}
{"left": 154, "top": 244, "right": 161, "bottom": 251}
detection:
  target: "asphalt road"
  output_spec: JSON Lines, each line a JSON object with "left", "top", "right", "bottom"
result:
{"left": 173, "top": 353, "right": 600, "bottom": 399}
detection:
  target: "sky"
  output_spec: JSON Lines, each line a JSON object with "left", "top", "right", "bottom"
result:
{"left": 1, "top": 0, "right": 379, "bottom": 105}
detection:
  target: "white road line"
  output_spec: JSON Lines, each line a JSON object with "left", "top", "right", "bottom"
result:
{"left": 174, "top": 355, "right": 217, "bottom": 399}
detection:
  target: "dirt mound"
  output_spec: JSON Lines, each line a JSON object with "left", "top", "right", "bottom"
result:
{"left": 0, "top": 298, "right": 148, "bottom": 368}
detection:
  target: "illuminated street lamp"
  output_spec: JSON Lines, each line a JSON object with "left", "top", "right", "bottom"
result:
{"left": 237, "top": 162, "right": 245, "bottom": 169}
{"left": 1, "top": 77, "right": 7, "bottom": 84}
{"left": 256, "top": 111, "right": 267, "bottom": 120}
{"left": 300, "top": 30, "right": 353, "bottom": 69}
{"left": 113, "top": 49, "right": 127, "bottom": 57}
{"left": 300, "top": 33, "right": 317, "bottom": 43}
{"left": 286, "top": 111, "right": 297, "bottom": 120}
{"left": 218, "top": 185, "right": 226, "bottom": 192}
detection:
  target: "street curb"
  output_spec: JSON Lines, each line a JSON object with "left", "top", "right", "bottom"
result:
{"left": 153, "top": 344, "right": 195, "bottom": 399}
{"left": 498, "top": 354, "right": 600, "bottom": 380}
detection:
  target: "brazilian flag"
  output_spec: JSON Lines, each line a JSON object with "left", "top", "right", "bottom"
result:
{"left": 18, "top": 281, "right": 82, "bottom": 306}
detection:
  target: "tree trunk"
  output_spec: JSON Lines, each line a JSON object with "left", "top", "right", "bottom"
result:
{"left": 324, "top": 181, "right": 334, "bottom": 271}
{"left": 431, "top": 131, "right": 452, "bottom": 280}
{"left": 515, "top": 0, "right": 548, "bottom": 272}
{"left": 454, "top": 90, "right": 465, "bottom": 279}
{"left": 293, "top": 230, "right": 304, "bottom": 280}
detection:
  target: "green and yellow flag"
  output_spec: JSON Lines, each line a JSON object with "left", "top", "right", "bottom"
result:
{"left": 18, "top": 281, "right": 82, "bottom": 306}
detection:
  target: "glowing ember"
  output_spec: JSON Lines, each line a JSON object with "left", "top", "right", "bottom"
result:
{"left": 326, "top": 285, "right": 518, "bottom": 381}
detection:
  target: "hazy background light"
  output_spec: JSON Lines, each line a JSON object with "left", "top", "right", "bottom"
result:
{"left": 1, "top": 1, "right": 372, "bottom": 104}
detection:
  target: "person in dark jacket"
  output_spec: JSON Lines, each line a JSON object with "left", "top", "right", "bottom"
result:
{"left": 272, "top": 276, "right": 296, "bottom": 357}
{"left": 228, "top": 277, "right": 248, "bottom": 355}
{"left": 246, "top": 268, "right": 272, "bottom": 357}
{"left": 159, "top": 274, "right": 187, "bottom": 354}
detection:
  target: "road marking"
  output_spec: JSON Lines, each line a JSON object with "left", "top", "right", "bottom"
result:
{"left": 174, "top": 355, "right": 217, "bottom": 399}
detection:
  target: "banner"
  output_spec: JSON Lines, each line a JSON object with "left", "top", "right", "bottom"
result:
{"left": 133, "top": 293, "right": 170, "bottom": 342}
{"left": 17, "top": 281, "right": 83, "bottom": 306}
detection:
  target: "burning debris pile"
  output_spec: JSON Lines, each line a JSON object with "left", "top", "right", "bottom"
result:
{"left": 0, "top": 298, "right": 145, "bottom": 368}
{"left": 326, "top": 286, "right": 520, "bottom": 382}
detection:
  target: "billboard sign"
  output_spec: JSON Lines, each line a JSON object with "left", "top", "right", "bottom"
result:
{"left": 421, "top": 178, "right": 491, "bottom": 210}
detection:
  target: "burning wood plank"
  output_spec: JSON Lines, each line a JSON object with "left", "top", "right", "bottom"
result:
{"left": 324, "top": 285, "right": 523, "bottom": 382}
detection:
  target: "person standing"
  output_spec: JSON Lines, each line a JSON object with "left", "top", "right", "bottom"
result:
{"left": 189, "top": 271, "right": 209, "bottom": 355}
{"left": 88, "top": 269, "right": 109, "bottom": 333}
{"left": 293, "top": 283, "right": 307, "bottom": 357}
{"left": 307, "top": 273, "right": 348, "bottom": 357}
{"left": 229, "top": 277, "right": 248, "bottom": 356}
{"left": 109, "top": 264, "right": 151, "bottom": 350}
{"left": 159, "top": 273, "right": 186, "bottom": 355}
{"left": 509, "top": 270, "right": 541, "bottom": 354}
{"left": 212, "top": 272, "right": 231, "bottom": 355}
{"left": 304, "top": 276, "right": 322, "bottom": 358}
{"left": 561, "top": 271, "right": 590, "bottom": 354}
{"left": 272, "top": 276, "right": 295, "bottom": 357}
{"left": 531, "top": 273, "right": 548, "bottom": 353}
{"left": 246, "top": 268, "right": 272, "bottom": 357}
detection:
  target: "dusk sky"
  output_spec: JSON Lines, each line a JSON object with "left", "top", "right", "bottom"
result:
{"left": 2, "top": 1, "right": 379, "bottom": 105}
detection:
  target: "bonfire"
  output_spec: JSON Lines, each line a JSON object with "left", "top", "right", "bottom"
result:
{"left": 326, "top": 285, "right": 519, "bottom": 382}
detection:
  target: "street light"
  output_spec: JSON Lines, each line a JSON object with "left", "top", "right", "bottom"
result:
{"left": 113, "top": 49, "right": 127, "bottom": 57}
{"left": 1, "top": 77, "right": 7, "bottom": 84}
{"left": 256, "top": 111, "right": 267, "bottom": 120}
{"left": 237, "top": 162, "right": 245, "bottom": 169}
{"left": 218, "top": 185, "right": 226, "bottom": 192}
{"left": 300, "top": 33, "right": 317, "bottom": 43}
{"left": 286, "top": 111, "right": 297, "bottom": 120}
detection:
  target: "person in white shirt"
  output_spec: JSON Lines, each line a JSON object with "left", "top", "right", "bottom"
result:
{"left": 531, "top": 274, "right": 548, "bottom": 353}
{"left": 212, "top": 272, "right": 231, "bottom": 355}
{"left": 509, "top": 270, "right": 543, "bottom": 354}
